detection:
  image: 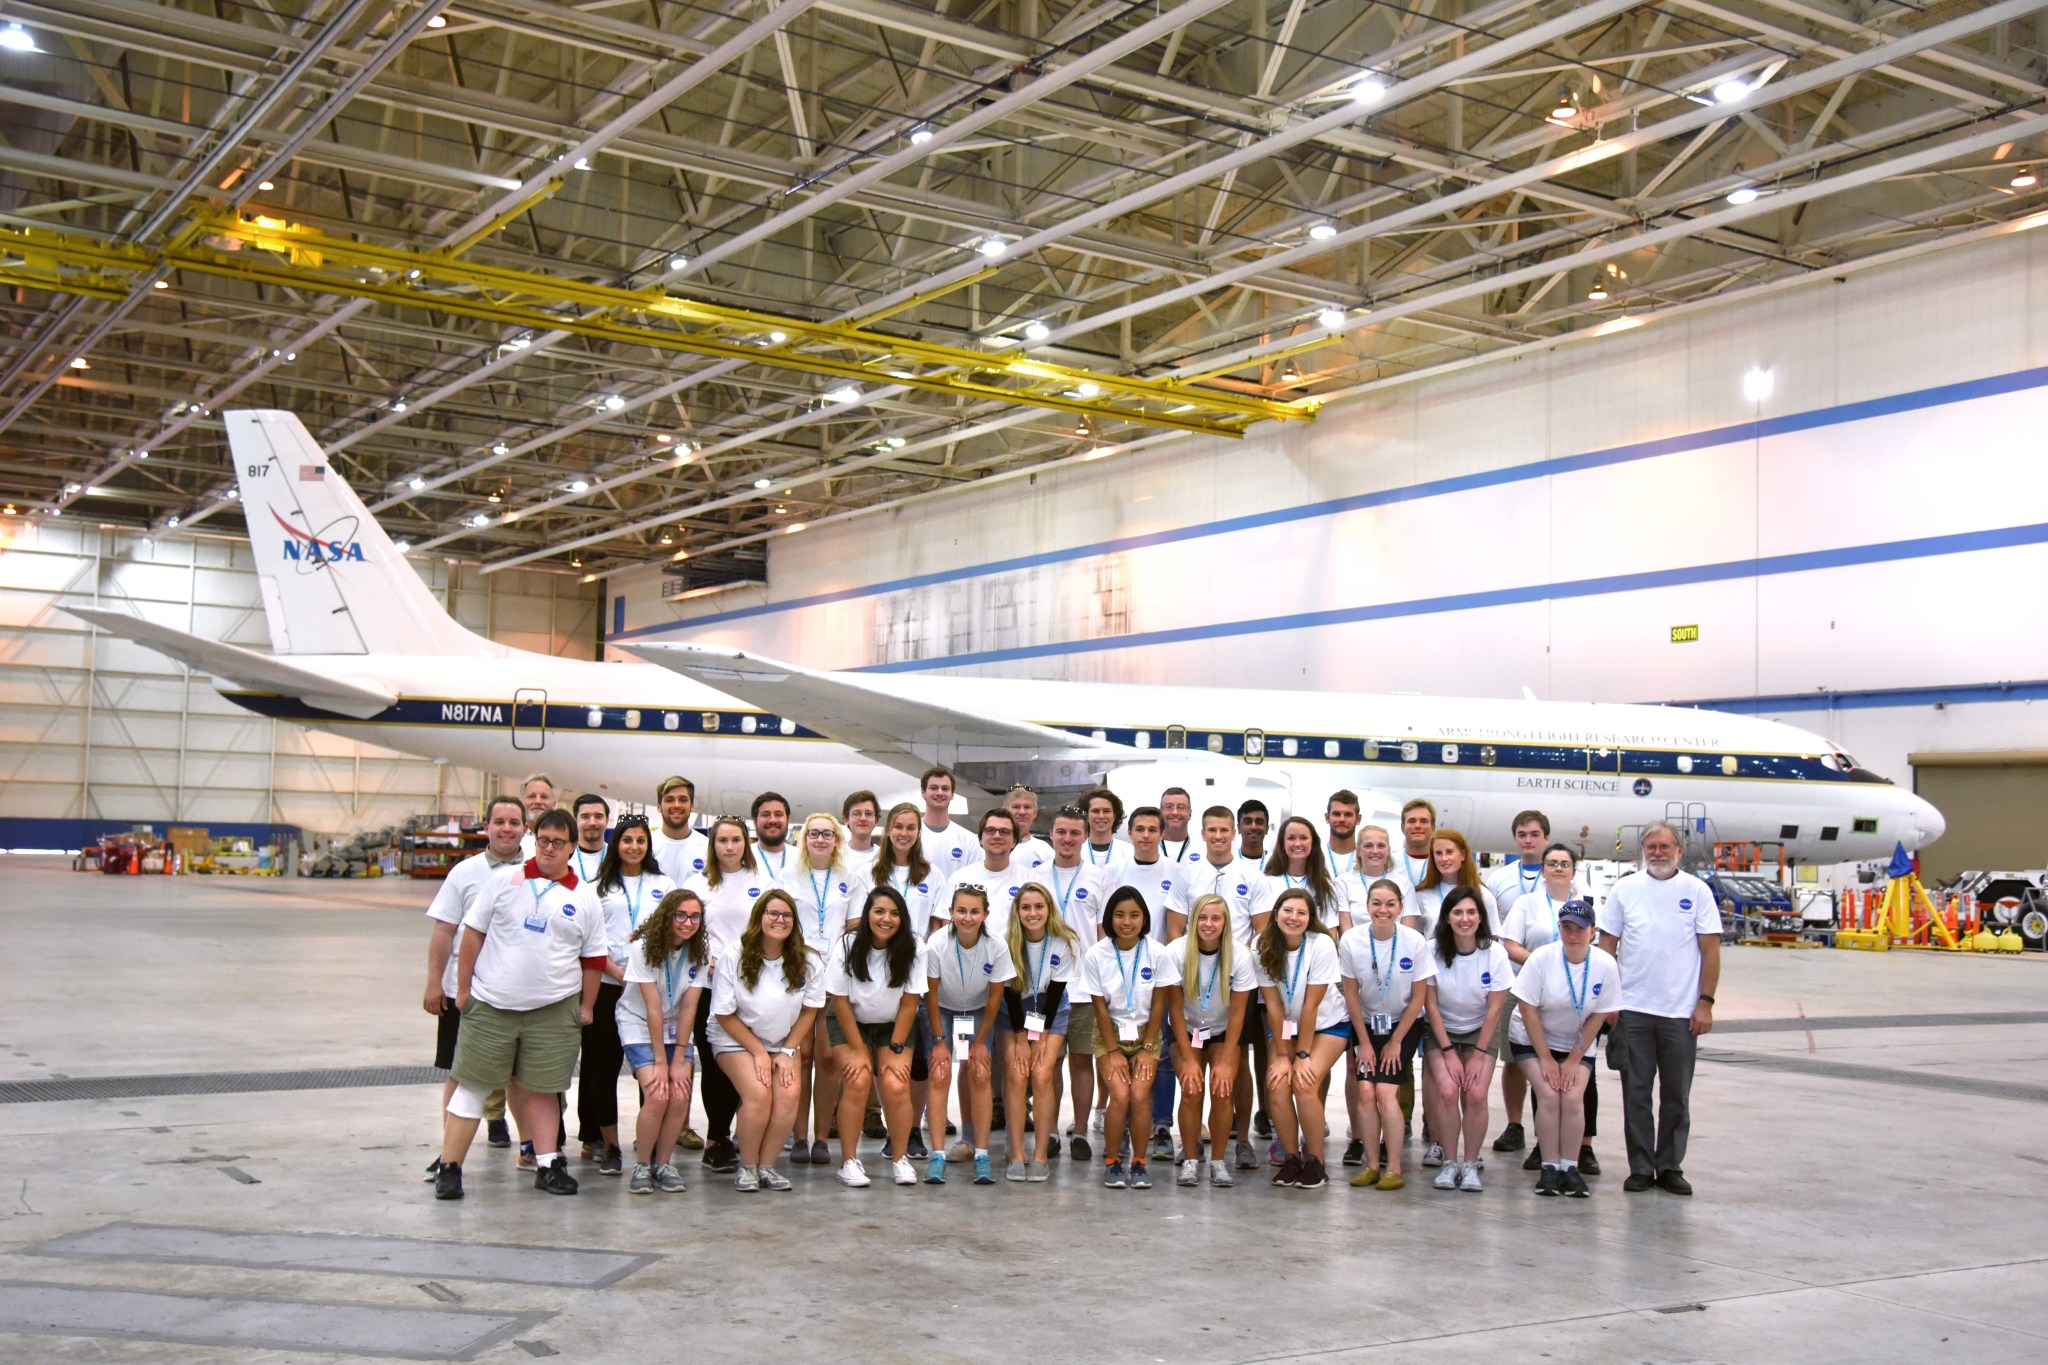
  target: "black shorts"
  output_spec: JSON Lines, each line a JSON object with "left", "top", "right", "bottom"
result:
{"left": 434, "top": 1000, "right": 461, "bottom": 1070}
{"left": 1355, "top": 1029, "right": 1421, "bottom": 1085}
{"left": 1509, "top": 1043, "right": 1594, "bottom": 1071}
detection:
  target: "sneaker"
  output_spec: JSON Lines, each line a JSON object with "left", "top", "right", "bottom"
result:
{"left": 790, "top": 1140, "right": 812, "bottom": 1166}
{"left": 598, "top": 1144, "right": 623, "bottom": 1176}
{"left": 973, "top": 1153, "right": 994, "bottom": 1185}
{"left": 518, "top": 1140, "right": 537, "bottom": 1170}
{"left": 678, "top": 1127, "right": 703, "bottom": 1150}
{"left": 1523, "top": 1145, "right": 1543, "bottom": 1172}
{"left": 1026, "top": 1162, "right": 1050, "bottom": 1182}
{"left": 1341, "top": 1138, "right": 1366, "bottom": 1167}
{"left": 629, "top": 1163, "right": 655, "bottom": 1194}
{"left": 1562, "top": 1167, "right": 1591, "bottom": 1198}
{"left": 1657, "top": 1169, "right": 1694, "bottom": 1196}
{"left": 1253, "top": 1111, "right": 1274, "bottom": 1140}
{"left": 1102, "top": 1161, "right": 1127, "bottom": 1189}
{"left": 759, "top": 1166, "right": 792, "bottom": 1191}
{"left": 906, "top": 1127, "right": 929, "bottom": 1159}
{"left": 706, "top": 1139, "right": 739, "bottom": 1174}
{"left": 1208, "top": 1160, "right": 1234, "bottom": 1187}
{"left": 1234, "top": 1140, "right": 1258, "bottom": 1171}
{"left": 837, "top": 1158, "right": 870, "bottom": 1188}
{"left": 1070, "top": 1136, "right": 1092, "bottom": 1162}
{"left": 945, "top": 1119, "right": 960, "bottom": 1136}
{"left": 809, "top": 1139, "right": 829, "bottom": 1166}
{"left": 1421, "top": 1141, "right": 1444, "bottom": 1169}
{"left": 1269, "top": 1142, "right": 1285, "bottom": 1167}
{"left": 1150, "top": 1126, "right": 1175, "bottom": 1160}
{"left": 1298, "top": 1156, "right": 1328, "bottom": 1190}
{"left": 1048, "top": 1135, "right": 1061, "bottom": 1160}
{"left": 1177, "top": 1158, "right": 1201, "bottom": 1186}
{"left": 1273, "top": 1154, "right": 1301, "bottom": 1187}
{"left": 1376, "top": 1171, "right": 1405, "bottom": 1191}
{"left": 734, "top": 1166, "right": 760, "bottom": 1192}
{"left": 534, "top": 1161, "right": 579, "bottom": 1195}
{"left": 1090, "top": 1109, "right": 1106, "bottom": 1136}
{"left": 1349, "top": 1166, "right": 1381, "bottom": 1189}
{"left": 1129, "top": 1160, "right": 1152, "bottom": 1189}
{"left": 945, "top": 1140, "right": 973, "bottom": 1163}
{"left": 1492, "top": 1122, "right": 1526, "bottom": 1153}
{"left": 433, "top": 1161, "right": 463, "bottom": 1200}
{"left": 1433, "top": 1160, "right": 1461, "bottom": 1190}
{"left": 925, "top": 1154, "right": 946, "bottom": 1185}
{"left": 1006, "top": 1160, "right": 1028, "bottom": 1182}
{"left": 1534, "top": 1166, "right": 1562, "bottom": 1197}
{"left": 422, "top": 1157, "right": 443, "bottom": 1183}
{"left": 654, "top": 1163, "right": 687, "bottom": 1193}
{"left": 1459, "top": 1163, "right": 1484, "bottom": 1192}
{"left": 891, "top": 1156, "right": 917, "bottom": 1186}
{"left": 485, "top": 1119, "right": 511, "bottom": 1148}
{"left": 1579, "top": 1146, "right": 1601, "bottom": 1176}
{"left": 1623, "top": 1172, "right": 1656, "bottom": 1192}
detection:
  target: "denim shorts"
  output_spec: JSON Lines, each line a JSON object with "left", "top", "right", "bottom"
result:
{"left": 996, "top": 995, "right": 1071, "bottom": 1035}
{"left": 623, "top": 1040, "right": 695, "bottom": 1072}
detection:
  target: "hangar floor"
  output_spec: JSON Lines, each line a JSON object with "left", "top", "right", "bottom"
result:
{"left": 1, "top": 857, "right": 2044, "bottom": 1363}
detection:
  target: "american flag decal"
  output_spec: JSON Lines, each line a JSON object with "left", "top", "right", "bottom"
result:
{"left": 300, "top": 465, "right": 327, "bottom": 481}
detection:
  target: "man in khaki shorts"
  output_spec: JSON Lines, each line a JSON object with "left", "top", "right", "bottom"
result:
{"left": 433, "top": 807, "right": 607, "bottom": 1200}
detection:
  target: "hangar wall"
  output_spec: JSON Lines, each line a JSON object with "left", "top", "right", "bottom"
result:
{"left": 0, "top": 520, "right": 599, "bottom": 845}
{"left": 610, "top": 225, "right": 2048, "bottom": 845}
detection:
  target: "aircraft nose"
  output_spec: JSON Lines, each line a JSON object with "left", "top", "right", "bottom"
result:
{"left": 1906, "top": 793, "right": 1946, "bottom": 849}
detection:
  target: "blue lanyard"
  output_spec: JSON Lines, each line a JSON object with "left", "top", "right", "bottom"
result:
{"left": 1114, "top": 940, "right": 1145, "bottom": 1014}
{"left": 661, "top": 950, "right": 689, "bottom": 1009}
{"left": 1402, "top": 850, "right": 1428, "bottom": 884}
{"left": 624, "top": 873, "right": 647, "bottom": 929}
{"left": 758, "top": 845, "right": 787, "bottom": 878}
{"left": 1326, "top": 848, "right": 1349, "bottom": 878}
{"left": 1564, "top": 951, "right": 1591, "bottom": 1019}
{"left": 573, "top": 848, "right": 602, "bottom": 881}
{"left": 1284, "top": 871, "right": 1304, "bottom": 890}
{"left": 808, "top": 868, "right": 833, "bottom": 936}
{"left": 952, "top": 931, "right": 969, "bottom": 991}
{"left": 1198, "top": 951, "right": 1220, "bottom": 1013}
{"left": 1518, "top": 861, "right": 1541, "bottom": 892}
{"left": 1367, "top": 929, "right": 1396, "bottom": 999}
{"left": 1027, "top": 935, "right": 1049, "bottom": 994}
{"left": 1051, "top": 864, "right": 1080, "bottom": 916}
{"left": 1165, "top": 838, "right": 1190, "bottom": 863}
{"left": 526, "top": 878, "right": 556, "bottom": 918}
{"left": 1540, "top": 891, "right": 1563, "bottom": 939}
{"left": 1282, "top": 940, "right": 1307, "bottom": 1013}
{"left": 1087, "top": 842, "right": 1115, "bottom": 865}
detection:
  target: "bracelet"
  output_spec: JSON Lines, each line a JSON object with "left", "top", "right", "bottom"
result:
{"left": 1698, "top": 993, "right": 1716, "bottom": 1005}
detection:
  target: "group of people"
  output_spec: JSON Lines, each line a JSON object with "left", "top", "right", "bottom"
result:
{"left": 422, "top": 768, "right": 1721, "bottom": 1201}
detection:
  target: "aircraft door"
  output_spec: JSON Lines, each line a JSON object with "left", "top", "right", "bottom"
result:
{"left": 512, "top": 688, "right": 547, "bottom": 751}
{"left": 1244, "top": 729, "right": 1265, "bottom": 764}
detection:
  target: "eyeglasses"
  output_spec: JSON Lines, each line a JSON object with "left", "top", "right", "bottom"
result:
{"left": 761, "top": 910, "right": 794, "bottom": 922}
{"left": 675, "top": 911, "right": 703, "bottom": 922}
{"left": 804, "top": 829, "right": 837, "bottom": 840}
{"left": 533, "top": 835, "right": 572, "bottom": 850}
{"left": 1542, "top": 857, "right": 1576, "bottom": 868}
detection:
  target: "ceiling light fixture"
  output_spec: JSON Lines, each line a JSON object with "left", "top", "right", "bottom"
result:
{"left": 166, "top": 515, "right": 178, "bottom": 527}
{"left": 654, "top": 433, "right": 672, "bottom": 444}
{"left": 224, "top": 488, "right": 238, "bottom": 501}
{"left": 393, "top": 539, "right": 410, "bottom": 552}
{"left": 136, "top": 449, "right": 148, "bottom": 460}
{"left": 1551, "top": 87, "right": 1578, "bottom": 121}
{"left": 822, "top": 385, "right": 860, "bottom": 403}
{"left": 659, "top": 532, "right": 673, "bottom": 545}
{"left": 1586, "top": 280, "right": 1609, "bottom": 301}
{"left": 568, "top": 479, "right": 589, "bottom": 493}
{"left": 1725, "top": 185, "right": 1761, "bottom": 205}
{"left": 1316, "top": 307, "right": 1346, "bottom": 330}
{"left": 976, "top": 237, "right": 1008, "bottom": 258}
{"left": 152, "top": 280, "right": 169, "bottom": 290}
{"left": 1, "top": 22, "right": 39, "bottom": 52}
{"left": 787, "top": 523, "right": 806, "bottom": 534}
{"left": 256, "top": 179, "right": 274, "bottom": 191}
{"left": 69, "top": 357, "right": 89, "bottom": 369}
{"left": 491, "top": 443, "right": 509, "bottom": 456}
{"left": 1350, "top": 74, "right": 1387, "bottom": 105}
{"left": 753, "top": 477, "right": 773, "bottom": 489}
{"left": 426, "top": 13, "right": 446, "bottom": 27}
{"left": 908, "top": 124, "right": 933, "bottom": 145}
{"left": 1712, "top": 79, "right": 1749, "bottom": 104}
{"left": 573, "top": 157, "right": 590, "bottom": 170}
{"left": 767, "top": 330, "right": 788, "bottom": 344}
{"left": 1742, "top": 366, "right": 1775, "bottom": 403}
{"left": 1022, "top": 320, "right": 1051, "bottom": 343}
{"left": 1075, "top": 382, "right": 1101, "bottom": 399}
{"left": 1307, "top": 221, "right": 1338, "bottom": 241}
{"left": 2012, "top": 169, "right": 2039, "bottom": 190}
{"left": 408, "top": 475, "right": 426, "bottom": 490}
{"left": 391, "top": 398, "right": 409, "bottom": 412}
{"left": 885, "top": 436, "right": 907, "bottom": 448}
{"left": 669, "top": 254, "right": 689, "bottom": 271}
{"left": 469, "top": 513, "right": 492, "bottom": 528}
{"left": 602, "top": 394, "right": 626, "bottom": 412}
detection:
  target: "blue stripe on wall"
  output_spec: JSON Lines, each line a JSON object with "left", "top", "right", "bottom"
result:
{"left": 611, "top": 361, "right": 2048, "bottom": 643}
{"left": 0, "top": 818, "right": 302, "bottom": 853}
{"left": 1672, "top": 680, "right": 2048, "bottom": 715}
{"left": 849, "top": 521, "right": 2048, "bottom": 673}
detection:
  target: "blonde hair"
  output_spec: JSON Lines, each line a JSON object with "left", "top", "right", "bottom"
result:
{"left": 1179, "top": 893, "right": 1235, "bottom": 986}
{"left": 1003, "top": 881, "right": 1080, "bottom": 981}
{"left": 800, "top": 812, "right": 842, "bottom": 870}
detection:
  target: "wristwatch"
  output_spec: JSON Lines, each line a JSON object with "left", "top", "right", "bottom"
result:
{"left": 1698, "top": 993, "right": 1716, "bottom": 1005}
{"left": 886, "top": 1040, "right": 908, "bottom": 1053}
{"left": 777, "top": 1046, "right": 797, "bottom": 1056}
{"left": 1294, "top": 1050, "right": 1310, "bottom": 1060}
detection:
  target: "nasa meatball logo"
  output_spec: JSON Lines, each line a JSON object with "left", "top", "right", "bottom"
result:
{"left": 1161, "top": 879, "right": 1174, "bottom": 893}
{"left": 1049, "top": 954, "right": 1062, "bottom": 967}
{"left": 1480, "top": 971, "right": 1492, "bottom": 985}
{"left": 692, "top": 857, "right": 705, "bottom": 870}
{"left": 837, "top": 881, "right": 848, "bottom": 893}
{"left": 1633, "top": 778, "right": 1654, "bottom": 797}
{"left": 1074, "top": 888, "right": 1089, "bottom": 901}
{"left": 1140, "top": 967, "right": 1154, "bottom": 981}
{"left": 1235, "top": 883, "right": 1249, "bottom": 896}
{"left": 561, "top": 906, "right": 575, "bottom": 918}
{"left": 1399, "top": 957, "right": 1413, "bottom": 970}
{"left": 982, "top": 962, "right": 995, "bottom": 975}
{"left": 1679, "top": 898, "right": 1693, "bottom": 910}
{"left": 951, "top": 849, "right": 965, "bottom": 859}
{"left": 747, "top": 886, "right": 760, "bottom": 897}
{"left": 1591, "top": 982, "right": 1603, "bottom": 995}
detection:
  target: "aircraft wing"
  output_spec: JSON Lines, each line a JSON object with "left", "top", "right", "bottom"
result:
{"left": 63, "top": 605, "right": 397, "bottom": 719}
{"left": 626, "top": 642, "right": 1122, "bottom": 770}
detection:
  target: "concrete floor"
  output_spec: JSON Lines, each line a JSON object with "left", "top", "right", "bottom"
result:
{"left": 2, "top": 855, "right": 2046, "bottom": 1363}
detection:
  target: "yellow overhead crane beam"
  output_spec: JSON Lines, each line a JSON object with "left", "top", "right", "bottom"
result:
{"left": 0, "top": 216, "right": 1318, "bottom": 438}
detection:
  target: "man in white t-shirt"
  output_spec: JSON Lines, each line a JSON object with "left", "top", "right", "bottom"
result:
{"left": 946, "top": 809, "right": 1037, "bottom": 939}
{"left": 840, "top": 789, "right": 881, "bottom": 862}
{"left": 1157, "top": 787, "right": 1203, "bottom": 867}
{"left": 1323, "top": 790, "right": 1361, "bottom": 879}
{"left": 517, "top": 772, "right": 556, "bottom": 859}
{"left": 1172, "top": 805, "right": 1264, "bottom": 1169}
{"left": 423, "top": 796, "right": 525, "bottom": 1166}
{"left": 1235, "top": 799, "right": 1270, "bottom": 866}
{"left": 1484, "top": 808, "right": 1554, "bottom": 913}
{"left": 1007, "top": 785, "right": 1053, "bottom": 870}
{"left": 918, "top": 766, "right": 978, "bottom": 872}
{"left": 1596, "top": 822, "right": 1722, "bottom": 1197}
{"left": 1081, "top": 786, "right": 1133, "bottom": 874}
{"left": 1389, "top": 798, "right": 1434, "bottom": 896}
{"left": 433, "top": 808, "right": 607, "bottom": 1200}
{"left": 1042, "top": 804, "right": 1112, "bottom": 1158}
{"left": 649, "top": 774, "right": 708, "bottom": 884}
{"left": 750, "top": 791, "right": 801, "bottom": 893}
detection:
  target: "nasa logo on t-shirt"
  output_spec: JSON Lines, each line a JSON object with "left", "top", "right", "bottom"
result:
{"left": 1160, "top": 879, "right": 1174, "bottom": 893}
{"left": 747, "top": 886, "right": 761, "bottom": 897}
{"left": 562, "top": 906, "right": 576, "bottom": 918}
{"left": 692, "top": 857, "right": 705, "bottom": 870}
{"left": 837, "top": 882, "right": 848, "bottom": 893}
{"left": 1679, "top": 898, "right": 1693, "bottom": 910}
{"left": 1480, "top": 971, "right": 1493, "bottom": 985}
{"left": 1235, "top": 883, "right": 1248, "bottom": 896}
{"left": 950, "top": 849, "right": 965, "bottom": 859}
{"left": 1074, "top": 888, "right": 1089, "bottom": 901}
{"left": 1139, "top": 966, "right": 1153, "bottom": 981}
{"left": 1398, "top": 957, "right": 1413, "bottom": 970}
{"left": 982, "top": 962, "right": 995, "bottom": 975}
{"left": 1591, "top": 982, "right": 1603, "bottom": 995}
{"left": 1049, "top": 954, "right": 1062, "bottom": 967}
{"left": 917, "top": 882, "right": 929, "bottom": 894}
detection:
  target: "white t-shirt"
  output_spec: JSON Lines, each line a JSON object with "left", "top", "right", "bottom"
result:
{"left": 1081, "top": 838, "right": 1134, "bottom": 877}
{"left": 788, "top": 861, "right": 860, "bottom": 945}
{"left": 1079, "top": 936, "right": 1182, "bottom": 1032}
{"left": 1172, "top": 858, "right": 1260, "bottom": 945}
{"left": 824, "top": 935, "right": 929, "bottom": 1025}
{"left": 918, "top": 820, "right": 979, "bottom": 875}
{"left": 924, "top": 926, "right": 1017, "bottom": 1013}
{"left": 616, "top": 944, "right": 709, "bottom": 1047}
{"left": 566, "top": 844, "right": 610, "bottom": 888}
{"left": 1509, "top": 941, "right": 1621, "bottom": 1051}
{"left": 1157, "top": 835, "right": 1205, "bottom": 868}
{"left": 1117, "top": 859, "right": 1183, "bottom": 944}
{"left": 1010, "top": 931, "right": 1079, "bottom": 1010}
{"left": 425, "top": 849, "right": 522, "bottom": 996}
{"left": 462, "top": 863, "right": 608, "bottom": 1012}
{"left": 1335, "top": 923, "right": 1435, "bottom": 1026}
{"left": 1249, "top": 872, "right": 1346, "bottom": 932}
{"left": 945, "top": 859, "right": 1039, "bottom": 941}
{"left": 1323, "top": 845, "right": 1359, "bottom": 881}
{"left": 1404, "top": 882, "right": 1502, "bottom": 938}
{"left": 1595, "top": 870, "right": 1722, "bottom": 1018}
{"left": 679, "top": 869, "right": 768, "bottom": 966}
{"left": 1169, "top": 937, "right": 1258, "bottom": 1037}
{"left": 1423, "top": 940, "right": 1515, "bottom": 1035}
{"left": 596, "top": 871, "right": 675, "bottom": 965}
{"left": 707, "top": 948, "right": 826, "bottom": 1050}
{"left": 1040, "top": 861, "right": 1114, "bottom": 947}
{"left": 859, "top": 861, "right": 946, "bottom": 933}
{"left": 1388, "top": 847, "right": 1434, "bottom": 898}
{"left": 749, "top": 843, "right": 803, "bottom": 896}
{"left": 1484, "top": 859, "right": 1548, "bottom": 913}
{"left": 650, "top": 827, "right": 709, "bottom": 884}
{"left": 1501, "top": 888, "right": 1581, "bottom": 956}
{"left": 1251, "top": 933, "right": 1346, "bottom": 1032}
{"left": 1014, "top": 836, "right": 1054, "bottom": 870}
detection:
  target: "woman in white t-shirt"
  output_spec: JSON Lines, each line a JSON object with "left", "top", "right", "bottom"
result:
{"left": 923, "top": 884, "right": 1013, "bottom": 1187}
{"left": 584, "top": 814, "right": 675, "bottom": 1170}
{"left": 823, "top": 885, "right": 928, "bottom": 1189}
{"left": 709, "top": 889, "right": 824, "bottom": 1192}
{"left": 1167, "top": 893, "right": 1254, "bottom": 1188}
{"left": 1249, "top": 817, "right": 1349, "bottom": 936}
{"left": 864, "top": 801, "right": 943, "bottom": 931}
{"left": 680, "top": 816, "right": 766, "bottom": 1170}
{"left": 792, "top": 813, "right": 860, "bottom": 1169}
{"left": 617, "top": 888, "right": 707, "bottom": 1194}
{"left": 1403, "top": 830, "right": 1501, "bottom": 937}
{"left": 1509, "top": 900, "right": 1619, "bottom": 1198}
{"left": 1496, "top": 841, "right": 1582, "bottom": 1165}
{"left": 1337, "top": 878, "right": 1433, "bottom": 1192}
{"left": 999, "top": 882, "right": 1081, "bottom": 1180}
{"left": 1253, "top": 888, "right": 1347, "bottom": 1190}
{"left": 1422, "top": 885, "right": 1514, "bottom": 1193}
{"left": 1081, "top": 887, "right": 1181, "bottom": 1191}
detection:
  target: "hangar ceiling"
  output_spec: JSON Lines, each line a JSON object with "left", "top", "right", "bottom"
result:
{"left": 0, "top": 0, "right": 2043, "bottom": 580}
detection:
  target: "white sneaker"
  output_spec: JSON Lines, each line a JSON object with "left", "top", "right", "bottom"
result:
{"left": 1177, "top": 1158, "right": 1201, "bottom": 1186}
{"left": 733, "top": 1165, "right": 760, "bottom": 1192}
{"left": 1459, "top": 1162, "right": 1483, "bottom": 1192}
{"left": 837, "top": 1158, "right": 870, "bottom": 1188}
{"left": 1090, "top": 1108, "right": 1106, "bottom": 1136}
{"left": 1208, "top": 1159, "right": 1234, "bottom": 1187}
{"left": 1422, "top": 1141, "right": 1445, "bottom": 1168}
{"left": 890, "top": 1156, "right": 917, "bottom": 1186}
{"left": 1433, "top": 1160, "right": 1461, "bottom": 1190}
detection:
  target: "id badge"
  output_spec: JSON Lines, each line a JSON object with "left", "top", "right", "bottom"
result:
{"left": 1024, "top": 1011, "right": 1046, "bottom": 1040}
{"left": 1118, "top": 1020, "right": 1140, "bottom": 1043}
{"left": 1281, "top": 1020, "right": 1299, "bottom": 1040}
{"left": 522, "top": 908, "right": 549, "bottom": 933}
{"left": 663, "top": 1019, "right": 679, "bottom": 1045}
{"left": 1188, "top": 1026, "right": 1206, "bottom": 1048}
{"left": 1369, "top": 1012, "right": 1393, "bottom": 1035}
{"left": 952, "top": 1017, "right": 976, "bottom": 1052}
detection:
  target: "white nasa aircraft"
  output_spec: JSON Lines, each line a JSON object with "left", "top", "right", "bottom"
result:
{"left": 64, "top": 410, "right": 1943, "bottom": 863}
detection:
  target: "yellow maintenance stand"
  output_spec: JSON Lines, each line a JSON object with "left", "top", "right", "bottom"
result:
{"left": 1837, "top": 843, "right": 2027, "bottom": 953}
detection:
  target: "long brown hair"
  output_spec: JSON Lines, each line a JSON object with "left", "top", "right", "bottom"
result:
{"left": 1262, "top": 815, "right": 1339, "bottom": 922}
{"left": 1416, "top": 829, "right": 1480, "bottom": 892}
{"left": 1257, "top": 887, "right": 1332, "bottom": 982}
{"left": 703, "top": 815, "right": 758, "bottom": 888}
{"left": 738, "top": 888, "right": 811, "bottom": 991}
{"left": 872, "top": 800, "right": 933, "bottom": 887}
{"left": 633, "top": 888, "right": 708, "bottom": 971}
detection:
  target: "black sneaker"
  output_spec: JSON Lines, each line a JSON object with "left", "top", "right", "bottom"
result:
{"left": 1657, "top": 1169, "right": 1693, "bottom": 1197}
{"left": 906, "top": 1127, "right": 929, "bottom": 1159}
{"left": 1069, "top": 1135, "right": 1091, "bottom": 1162}
{"left": 1341, "top": 1138, "right": 1366, "bottom": 1167}
{"left": 1579, "top": 1146, "right": 1601, "bottom": 1176}
{"left": 705, "top": 1139, "right": 739, "bottom": 1173}
{"left": 1523, "top": 1144, "right": 1543, "bottom": 1172}
{"left": 422, "top": 1157, "right": 442, "bottom": 1183}
{"left": 1253, "top": 1111, "right": 1274, "bottom": 1140}
{"left": 433, "top": 1161, "right": 463, "bottom": 1200}
{"left": 948, "top": 1118, "right": 962, "bottom": 1136}
{"left": 1534, "top": 1166, "right": 1562, "bottom": 1197}
{"left": 485, "top": 1119, "right": 511, "bottom": 1148}
{"left": 1562, "top": 1168, "right": 1591, "bottom": 1198}
{"left": 598, "top": 1144, "right": 623, "bottom": 1176}
{"left": 1492, "top": 1122, "right": 1526, "bottom": 1153}
{"left": 1297, "top": 1156, "right": 1327, "bottom": 1189}
{"left": 534, "top": 1161, "right": 579, "bottom": 1195}
{"left": 1049, "top": 1134, "right": 1061, "bottom": 1159}
{"left": 1273, "top": 1153, "right": 1301, "bottom": 1187}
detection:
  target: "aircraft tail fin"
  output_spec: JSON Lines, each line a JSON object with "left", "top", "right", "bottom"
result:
{"left": 225, "top": 410, "right": 492, "bottom": 657}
